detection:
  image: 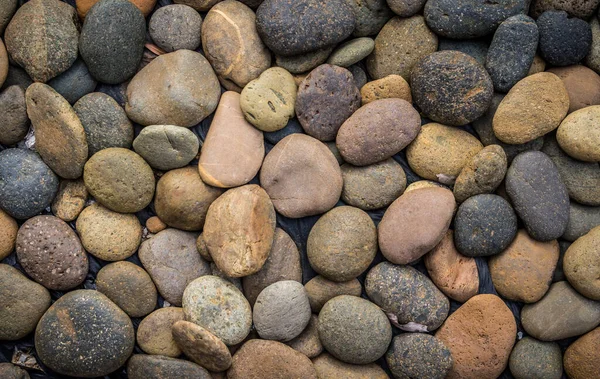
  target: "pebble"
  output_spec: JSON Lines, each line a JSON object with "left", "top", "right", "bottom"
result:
{"left": 564, "top": 225, "right": 600, "bottom": 300}
{"left": 0, "top": 264, "right": 51, "bottom": 340}
{"left": 202, "top": 0, "right": 271, "bottom": 88}
{"left": 509, "top": 337, "right": 563, "bottom": 379}
{"left": 548, "top": 65, "right": 600, "bottom": 113}
{"left": 203, "top": 185, "right": 275, "bottom": 277}
{"left": 137, "top": 307, "right": 184, "bottom": 357}
{"left": 307, "top": 206, "right": 377, "bottom": 281}
{"left": 349, "top": 64, "right": 368, "bottom": 88}
{"left": 435, "top": 294, "right": 517, "bottom": 379}
{"left": 489, "top": 229, "right": 559, "bottom": 302}
{"left": 453, "top": 145, "right": 507, "bottom": 203}
{"left": 74, "top": 92, "right": 134, "bottom": 157}
{"left": 125, "top": 50, "right": 221, "bottom": 127}
{"left": 16, "top": 215, "right": 88, "bottom": 290}
{"left": 139, "top": 228, "right": 211, "bottom": 306}
{"left": 438, "top": 38, "right": 489, "bottom": 66}
{"left": 0, "top": 85, "right": 28, "bottom": 145}
{"left": 50, "top": 180, "right": 87, "bottom": 222}
{"left": 346, "top": 0, "right": 392, "bottom": 37}
{"left": 134, "top": 125, "right": 199, "bottom": 171}
{"left": 199, "top": 92, "right": 264, "bottom": 188}
{"left": 149, "top": 5, "right": 202, "bottom": 53}
{"left": 586, "top": 17, "right": 600, "bottom": 73}
{"left": 172, "top": 0, "right": 219, "bottom": 11}
{"left": 253, "top": 280, "right": 311, "bottom": 341}
{"left": 228, "top": 339, "right": 317, "bottom": 378}
{"left": 0, "top": 210, "right": 16, "bottom": 261}
{"left": 386, "top": 334, "right": 453, "bottom": 379}
{"left": 77, "top": 0, "right": 157, "bottom": 18}
{"left": 556, "top": 105, "right": 600, "bottom": 162}
{"left": 172, "top": 320, "right": 232, "bottom": 372}
{"left": 531, "top": 0, "right": 600, "bottom": 19}
{"left": 360, "top": 74, "right": 412, "bottom": 105}
{"left": 528, "top": 54, "right": 547, "bottom": 75}
{"left": 521, "top": 281, "right": 600, "bottom": 341}
{"left": 0, "top": 363, "right": 29, "bottom": 379}
{"left": 505, "top": 151, "right": 570, "bottom": 241}
{"left": 327, "top": 38, "right": 375, "bottom": 67}
{"left": 366, "top": 15, "right": 438, "bottom": 80}
{"left": 84, "top": 148, "right": 155, "bottom": 213}
{"left": 537, "top": 10, "right": 592, "bottom": 66}
{"left": 387, "top": 0, "right": 425, "bottom": 16}
{"left": 96, "top": 261, "right": 157, "bottom": 318}
{"left": 260, "top": 134, "right": 343, "bottom": 218}
{"left": 0, "top": 149, "right": 59, "bottom": 219}
{"left": 485, "top": 15, "right": 538, "bottom": 93}
{"left": 296, "top": 64, "right": 361, "bottom": 141}
{"left": 411, "top": 51, "right": 493, "bottom": 126}
{"left": 127, "top": 354, "right": 211, "bottom": 379}
{"left": 407, "top": 122, "right": 483, "bottom": 183}
{"left": 146, "top": 216, "right": 167, "bottom": 234}
{"left": 318, "top": 295, "right": 392, "bottom": 364}
{"left": 379, "top": 187, "right": 454, "bottom": 264}
{"left": 341, "top": 158, "right": 406, "bottom": 210}
{"left": 4, "top": 0, "right": 78, "bottom": 83}
{"left": 424, "top": 230, "right": 479, "bottom": 303}
{"left": 242, "top": 228, "right": 302, "bottom": 305}
{"left": 286, "top": 315, "right": 323, "bottom": 358}
{"left": 240, "top": 67, "right": 297, "bottom": 132}
{"left": 564, "top": 327, "right": 600, "bottom": 379}
{"left": 35, "top": 290, "right": 135, "bottom": 377}
{"left": 366, "top": 262, "right": 449, "bottom": 331}
{"left": 25, "top": 83, "right": 88, "bottom": 179}
{"left": 275, "top": 47, "right": 333, "bottom": 75}
{"left": 0, "top": 0, "right": 17, "bottom": 35}
{"left": 79, "top": 0, "right": 146, "bottom": 84}
{"left": 337, "top": 99, "right": 421, "bottom": 166}
{"left": 256, "top": 0, "right": 355, "bottom": 56}
{"left": 304, "top": 276, "right": 362, "bottom": 313}
{"left": 312, "top": 353, "right": 388, "bottom": 378}
{"left": 424, "top": 0, "right": 529, "bottom": 39}
{"left": 563, "top": 203, "right": 600, "bottom": 241}
{"left": 47, "top": 59, "right": 97, "bottom": 105}
{"left": 182, "top": 275, "right": 252, "bottom": 346}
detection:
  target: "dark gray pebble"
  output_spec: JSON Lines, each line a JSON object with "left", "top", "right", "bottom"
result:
{"left": 537, "top": 10, "right": 592, "bottom": 66}
{"left": 47, "top": 59, "right": 97, "bottom": 104}
{"left": 562, "top": 202, "right": 600, "bottom": 242}
{"left": 264, "top": 118, "right": 304, "bottom": 145}
{"left": 346, "top": 0, "right": 392, "bottom": 37}
{"left": 438, "top": 38, "right": 489, "bottom": 66}
{"left": 509, "top": 337, "right": 563, "bottom": 379}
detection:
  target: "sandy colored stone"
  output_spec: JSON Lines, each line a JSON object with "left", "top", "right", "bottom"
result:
{"left": 199, "top": 92, "right": 264, "bottom": 188}
{"left": 493, "top": 72, "right": 570, "bottom": 144}
{"left": 146, "top": 216, "right": 167, "bottom": 234}
{"left": 564, "top": 327, "right": 600, "bottom": 379}
{"left": 435, "top": 294, "right": 517, "bottom": 379}
{"left": 453, "top": 144, "right": 507, "bottom": 203}
{"left": 137, "top": 307, "right": 184, "bottom": 357}
{"left": 203, "top": 185, "right": 276, "bottom": 277}
{"left": 528, "top": 54, "right": 546, "bottom": 76}
{"left": 564, "top": 225, "right": 600, "bottom": 300}
{"left": 304, "top": 276, "right": 361, "bottom": 313}
{"left": 51, "top": 179, "right": 88, "bottom": 222}
{"left": 0, "top": 209, "right": 17, "bottom": 260}
{"left": 77, "top": 0, "right": 156, "bottom": 18}
{"left": 83, "top": 148, "right": 155, "bottom": 213}
{"left": 360, "top": 75, "right": 411, "bottom": 105}
{"left": 489, "top": 229, "right": 559, "bottom": 303}
{"left": 196, "top": 234, "right": 212, "bottom": 262}
{"left": 548, "top": 65, "right": 600, "bottom": 113}
{"left": 312, "top": 353, "right": 389, "bottom": 379}
{"left": 26, "top": 83, "right": 88, "bottom": 179}
{"left": 557, "top": 105, "right": 600, "bottom": 162}
{"left": 260, "top": 134, "right": 343, "bottom": 218}
{"left": 327, "top": 37, "right": 375, "bottom": 67}
{"left": 76, "top": 203, "right": 142, "bottom": 261}
{"left": 155, "top": 166, "right": 224, "bottom": 231}
{"left": 407, "top": 123, "right": 483, "bottom": 184}
{"left": 172, "top": 320, "right": 232, "bottom": 372}
{"left": 202, "top": 0, "right": 270, "bottom": 88}
{"left": 425, "top": 230, "right": 479, "bottom": 303}
{"left": 286, "top": 315, "right": 323, "bottom": 358}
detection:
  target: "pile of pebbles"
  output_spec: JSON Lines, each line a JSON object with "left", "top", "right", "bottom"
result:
{"left": 1, "top": 0, "right": 600, "bottom": 378}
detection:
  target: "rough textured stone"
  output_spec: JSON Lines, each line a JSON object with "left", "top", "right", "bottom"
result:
{"left": 341, "top": 159, "right": 406, "bottom": 210}
{"left": 548, "top": 65, "right": 600, "bottom": 113}
{"left": 564, "top": 225, "right": 600, "bottom": 300}
{"left": 346, "top": 0, "right": 392, "bottom": 36}
{"left": 585, "top": 17, "right": 600, "bottom": 74}
{"left": 0, "top": 85, "right": 28, "bottom": 146}
{"left": 509, "top": 337, "right": 563, "bottom": 379}
{"left": 51, "top": 179, "right": 87, "bottom": 222}
{"left": 149, "top": 5, "right": 202, "bottom": 52}
{"left": 0, "top": 0, "right": 17, "bottom": 35}
{"left": 312, "top": 353, "right": 388, "bottom": 378}
{"left": 172, "top": 320, "right": 232, "bottom": 372}
{"left": 564, "top": 327, "right": 600, "bottom": 379}
{"left": 454, "top": 145, "right": 507, "bottom": 203}
{"left": 47, "top": 59, "right": 97, "bottom": 105}
{"left": 137, "top": 307, "right": 184, "bottom": 357}
{"left": 286, "top": 315, "right": 323, "bottom": 358}
{"left": 0, "top": 209, "right": 17, "bottom": 260}
{"left": 133, "top": 125, "right": 199, "bottom": 171}
{"left": 360, "top": 74, "right": 412, "bottom": 105}
{"left": 327, "top": 38, "right": 375, "bottom": 67}
{"left": 537, "top": 11, "right": 592, "bottom": 67}
{"left": 275, "top": 47, "right": 332, "bottom": 75}
{"left": 0, "top": 363, "right": 29, "bottom": 379}
{"left": 146, "top": 216, "right": 167, "bottom": 234}
{"left": 77, "top": 0, "right": 156, "bottom": 17}
{"left": 127, "top": 355, "right": 211, "bottom": 379}
{"left": 563, "top": 203, "right": 600, "bottom": 241}
{"left": 557, "top": 105, "right": 600, "bottom": 162}
{"left": 386, "top": 334, "right": 452, "bottom": 379}
{"left": 531, "top": 0, "right": 600, "bottom": 19}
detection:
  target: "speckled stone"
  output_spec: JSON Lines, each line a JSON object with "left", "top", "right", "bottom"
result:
{"left": 305, "top": 276, "right": 362, "bottom": 313}
{"left": 386, "top": 334, "right": 452, "bottom": 379}
{"left": 35, "top": 290, "right": 135, "bottom": 377}
{"left": 48, "top": 59, "right": 97, "bottom": 105}
{"left": 149, "top": 5, "right": 202, "bottom": 52}
{"left": 345, "top": 0, "right": 392, "bottom": 37}
{"left": 538, "top": 11, "right": 592, "bottom": 66}
{"left": 286, "top": 315, "right": 323, "bottom": 358}
{"left": 341, "top": 159, "right": 406, "bottom": 210}
{"left": 327, "top": 38, "right": 375, "bottom": 67}
{"left": 509, "top": 337, "right": 563, "bottom": 379}
{"left": 51, "top": 179, "right": 88, "bottom": 222}
{"left": 556, "top": 105, "right": 600, "bottom": 162}
{"left": 564, "top": 327, "right": 600, "bottom": 379}
{"left": 172, "top": 320, "right": 232, "bottom": 372}
{"left": 564, "top": 225, "right": 600, "bottom": 300}
{"left": 127, "top": 355, "right": 211, "bottom": 379}
{"left": 0, "top": 363, "right": 30, "bottom": 379}
{"left": 563, "top": 203, "right": 600, "bottom": 242}
{"left": 454, "top": 145, "right": 507, "bottom": 203}
{"left": 531, "top": 0, "right": 600, "bottom": 19}
{"left": 0, "top": 85, "right": 28, "bottom": 146}
{"left": 438, "top": 38, "right": 489, "bottom": 66}
{"left": 312, "top": 353, "right": 388, "bottom": 378}
{"left": 137, "top": 307, "right": 184, "bottom": 357}
{"left": 0, "top": 0, "right": 17, "bottom": 35}
{"left": 133, "top": 125, "right": 199, "bottom": 171}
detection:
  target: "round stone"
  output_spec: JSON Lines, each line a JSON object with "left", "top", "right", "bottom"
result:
{"left": 128, "top": 355, "right": 211, "bottom": 379}
{"left": 509, "top": 337, "right": 563, "bottom": 379}
{"left": 0, "top": 209, "right": 17, "bottom": 260}
{"left": 360, "top": 74, "right": 412, "bottom": 105}
{"left": 286, "top": 315, "right": 323, "bottom": 358}
{"left": 76, "top": 203, "right": 142, "bottom": 261}
{"left": 318, "top": 295, "right": 392, "bottom": 364}
{"left": 411, "top": 50, "right": 493, "bottom": 126}
{"left": 275, "top": 47, "right": 333, "bottom": 75}
{"left": 47, "top": 59, "right": 97, "bottom": 105}
{"left": 564, "top": 225, "right": 600, "bottom": 300}
{"left": 312, "top": 353, "right": 388, "bottom": 379}
{"left": 172, "top": 320, "right": 232, "bottom": 372}
{"left": 537, "top": 10, "right": 592, "bottom": 66}
{"left": 146, "top": 216, "right": 167, "bottom": 234}
{"left": 253, "top": 280, "right": 311, "bottom": 341}
{"left": 83, "top": 148, "right": 155, "bottom": 213}
{"left": 453, "top": 144, "right": 508, "bottom": 203}
{"left": 548, "top": 65, "right": 600, "bottom": 113}
{"left": 564, "top": 327, "right": 600, "bottom": 379}
{"left": 563, "top": 203, "right": 600, "bottom": 242}
{"left": 307, "top": 206, "right": 377, "bottom": 282}
{"left": 386, "top": 334, "right": 453, "bottom": 379}
{"left": 182, "top": 275, "right": 252, "bottom": 346}
{"left": 557, "top": 105, "right": 600, "bottom": 162}
{"left": 51, "top": 179, "right": 88, "bottom": 222}
{"left": 137, "top": 307, "right": 184, "bottom": 357}
{"left": 16, "top": 215, "right": 88, "bottom": 291}
{"left": 0, "top": 85, "right": 28, "bottom": 145}
{"left": 386, "top": 0, "right": 426, "bottom": 16}
{"left": 149, "top": 5, "right": 202, "bottom": 52}
{"left": 35, "top": 290, "right": 135, "bottom": 377}
{"left": 96, "top": 261, "right": 157, "bottom": 318}
{"left": 133, "top": 125, "right": 199, "bottom": 171}
{"left": 327, "top": 38, "right": 375, "bottom": 67}
{"left": 304, "top": 275, "right": 362, "bottom": 313}
{"left": 346, "top": 0, "right": 392, "bottom": 37}
{"left": 531, "top": 0, "right": 600, "bottom": 18}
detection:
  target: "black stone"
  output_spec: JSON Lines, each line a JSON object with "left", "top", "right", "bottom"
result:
{"left": 505, "top": 151, "right": 570, "bottom": 241}
{"left": 48, "top": 59, "right": 97, "bottom": 104}
{"left": 454, "top": 194, "right": 518, "bottom": 257}
{"left": 79, "top": 0, "right": 146, "bottom": 84}
{"left": 0, "top": 149, "right": 58, "bottom": 219}
{"left": 438, "top": 38, "right": 489, "bottom": 66}
{"left": 386, "top": 334, "right": 453, "bottom": 379}
{"left": 537, "top": 10, "right": 592, "bottom": 66}
{"left": 486, "top": 14, "right": 539, "bottom": 93}
{"left": 127, "top": 355, "right": 212, "bottom": 379}
{"left": 411, "top": 50, "right": 493, "bottom": 126}
{"left": 264, "top": 118, "right": 304, "bottom": 145}
{"left": 256, "top": 0, "right": 356, "bottom": 56}
{"left": 424, "top": 0, "right": 529, "bottom": 39}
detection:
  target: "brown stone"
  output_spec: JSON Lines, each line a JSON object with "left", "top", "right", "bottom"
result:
{"left": 198, "top": 92, "right": 264, "bottom": 188}
{"left": 172, "top": 320, "right": 232, "bottom": 372}
{"left": 196, "top": 233, "right": 212, "bottom": 262}
{"left": 203, "top": 185, "right": 276, "bottom": 277}
{"left": 453, "top": 144, "right": 507, "bottom": 203}
{"left": 0, "top": 39, "right": 7, "bottom": 88}
{"left": 260, "top": 134, "right": 343, "bottom": 218}
{"left": 435, "top": 294, "right": 517, "bottom": 379}
{"left": 528, "top": 54, "right": 546, "bottom": 76}
{"left": 76, "top": 0, "right": 157, "bottom": 18}
{"left": 312, "top": 353, "right": 389, "bottom": 379}
{"left": 378, "top": 187, "right": 455, "bottom": 264}
{"left": 489, "top": 230, "right": 559, "bottom": 303}
{"left": 137, "top": 307, "right": 184, "bottom": 357}
{"left": 556, "top": 105, "right": 600, "bottom": 162}
{"left": 360, "top": 74, "right": 412, "bottom": 105}
{"left": 548, "top": 65, "right": 600, "bottom": 113}
{"left": 128, "top": 355, "right": 212, "bottom": 379}
{"left": 0, "top": 363, "right": 30, "bottom": 379}
{"left": 564, "top": 225, "right": 600, "bottom": 300}
{"left": 146, "top": 216, "right": 167, "bottom": 234}
{"left": 51, "top": 179, "right": 88, "bottom": 222}
{"left": 227, "top": 339, "right": 317, "bottom": 379}
{"left": 25, "top": 83, "right": 88, "bottom": 179}
{"left": 0, "top": 85, "right": 29, "bottom": 146}
{"left": 242, "top": 228, "right": 302, "bottom": 305}
{"left": 564, "top": 327, "right": 600, "bottom": 379}
{"left": 493, "top": 72, "right": 570, "bottom": 144}
{"left": 0, "top": 208, "right": 17, "bottom": 260}
{"left": 424, "top": 230, "right": 479, "bottom": 303}
{"left": 286, "top": 315, "right": 323, "bottom": 358}
{"left": 304, "top": 275, "right": 362, "bottom": 313}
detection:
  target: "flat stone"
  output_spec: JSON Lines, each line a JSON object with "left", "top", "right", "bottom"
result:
{"left": 556, "top": 105, "right": 600, "bottom": 162}
{"left": 134, "top": 125, "right": 199, "bottom": 171}
{"left": 172, "top": 320, "right": 232, "bottom": 372}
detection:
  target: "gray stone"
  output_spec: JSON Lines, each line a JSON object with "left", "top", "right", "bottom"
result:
{"left": 509, "top": 337, "right": 563, "bottom": 379}
{"left": 133, "top": 125, "right": 199, "bottom": 171}
{"left": 264, "top": 118, "right": 304, "bottom": 145}
{"left": 348, "top": 64, "right": 368, "bottom": 88}
{"left": 386, "top": 334, "right": 453, "bottom": 379}
{"left": 0, "top": 0, "right": 17, "bottom": 35}
{"left": 149, "top": 5, "right": 203, "bottom": 53}
{"left": 128, "top": 355, "right": 211, "bottom": 379}
{"left": 345, "top": 0, "right": 392, "bottom": 37}
{"left": 48, "top": 59, "right": 97, "bottom": 104}
{"left": 327, "top": 38, "right": 375, "bottom": 67}
{"left": 0, "top": 85, "right": 29, "bottom": 145}
{"left": 438, "top": 38, "right": 488, "bottom": 66}
{"left": 537, "top": 10, "right": 592, "bottom": 66}
{"left": 275, "top": 47, "right": 333, "bottom": 74}
{"left": 563, "top": 203, "right": 600, "bottom": 242}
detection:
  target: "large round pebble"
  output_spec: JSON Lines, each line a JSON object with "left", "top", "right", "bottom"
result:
{"left": 556, "top": 105, "right": 600, "bottom": 162}
{"left": 341, "top": 159, "right": 406, "bottom": 210}
{"left": 133, "top": 125, "right": 199, "bottom": 171}
{"left": 149, "top": 5, "right": 202, "bottom": 52}
{"left": 509, "top": 337, "right": 563, "bottom": 379}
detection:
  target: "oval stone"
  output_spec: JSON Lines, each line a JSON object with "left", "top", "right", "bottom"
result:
{"left": 453, "top": 145, "right": 507, "bottom": 203}
{"left": 341, "top": 159, "right": 406, "bottom": 210}
{"left": 128, "top": 355, "right": 211, "bottom": 379}
{"left": 137, "top": 307, "right": 184, "bottom": 357}
{"left": 509, "top": 337, "right": 563, "bottom": 379}
{"left": 563, "top": 202, "right": 600, "bottom": 241}
{"left": 537, "top": 10, "right": 592, "bottom": 67}
{"left": 327, "top": 38, "right": 375, "bottom": 67}
{"left": 47, "top": 59, "right": 97, "bottom": 105}
{"left": 346, "top": 0, "right": 392, "bottom": 37}
{"left": 564, "top": 327, "right": 600, "bottom": 379}
{"left": 556, "top": 105, "right": 600, "bottom": 162}
{"left": 172, "top": 320, "right": 232, "bottom": 372}
{"left": 360, "top": 74, "right": 412, "bottom": 105}
{"left": 149, "top": 5, "right": 202, "bottom": 53}
{"left": 0, "top": 85, "right": 28, "bottom": 146}
{"left": 0, "top": 209, "right": 17, "bottom": 260}
{"left": 548, "top": 65, "right": 600, "bottom": 114}
{"left": 133, "top": 125, "right": 199, "bottom": 171}
{"left": 386, "top": 334, "right": 452, "bottom": 379}
{"left": 564, "top": 225, "right": 600, "bottom": 300}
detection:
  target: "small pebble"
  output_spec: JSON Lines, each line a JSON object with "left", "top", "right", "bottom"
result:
{"left": 149, "top": 5, "right": 202, "bottom": 52}
{"left": 137, "top": 307, "right": 184, "bottom": 357}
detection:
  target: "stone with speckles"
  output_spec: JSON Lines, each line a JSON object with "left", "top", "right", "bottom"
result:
{"left": 386, "top": 333, "right": 453, "bottom": 379}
